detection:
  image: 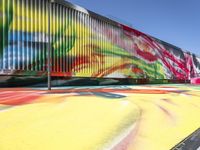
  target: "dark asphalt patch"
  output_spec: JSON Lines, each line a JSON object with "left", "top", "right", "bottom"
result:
{"left": 171, "top": 128, "right": 200, "bottom": 150}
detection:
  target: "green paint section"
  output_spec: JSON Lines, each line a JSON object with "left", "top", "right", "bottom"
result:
{"left": 96, "top": 45, "right": 165, "bottom": 79}
{"left": 53, "top": 18, "right": 76, "bottom": 56}
{"left": 131, "top": 58, "right": 165, "bottom": 79}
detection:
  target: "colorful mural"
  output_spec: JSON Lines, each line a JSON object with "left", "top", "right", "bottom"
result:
{"left": 0, "top": 0, "right": 199, "bottom": 82}
{"left": 0, "top": 84, "right": 200, "bottom": 150}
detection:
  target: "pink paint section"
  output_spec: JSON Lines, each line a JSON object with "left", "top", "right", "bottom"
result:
{"left": 191, "top": 77, "right": 200, "bottom": 84}
{"left": 112, "top": 124, "right": 139, "bottom": 150}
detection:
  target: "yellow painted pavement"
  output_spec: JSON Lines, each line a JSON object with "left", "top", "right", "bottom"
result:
{"left": 0, "top": 85, "right": 200, "bottom": 150}
{"left": 0, "top": 95, "right": 139, "bottom": 150}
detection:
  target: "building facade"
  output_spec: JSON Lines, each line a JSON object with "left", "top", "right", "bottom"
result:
{"left": 0, "top": 0, "right": 200, "bottom": 86}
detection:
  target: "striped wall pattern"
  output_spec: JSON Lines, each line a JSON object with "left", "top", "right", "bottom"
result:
{"left": 0, "top": 0, "right": 200, "bottom": 80}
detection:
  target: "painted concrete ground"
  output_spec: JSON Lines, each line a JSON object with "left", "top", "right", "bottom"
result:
{"left": 0, "top": 84, "right": 200, "bottom": 150}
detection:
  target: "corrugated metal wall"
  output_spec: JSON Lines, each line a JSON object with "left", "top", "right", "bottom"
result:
{"left": 0, "top": 0, "right": 49, "bottom": 72}
{"left": 0, "top": 0, "right": 199, "bottom": 80}
{"left": 0, "top": 0, "right": 120, "bottom": 76}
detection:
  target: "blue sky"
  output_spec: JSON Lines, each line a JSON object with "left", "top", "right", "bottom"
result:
{"left": 67, "top": 0, "right": 200, "bottom": 55}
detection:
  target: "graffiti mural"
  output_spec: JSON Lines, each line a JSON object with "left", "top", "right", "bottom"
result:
{"left": 0, "top": 84, "right": 200, "bottom": 150}
{"left": 0, "top": 0, "right": 200, "bottom": 82}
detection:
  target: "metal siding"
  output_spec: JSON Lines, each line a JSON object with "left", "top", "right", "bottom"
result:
{"left": 59, "top": 4, "right": 61, "bottom": 72}
{"left": 111, "top": 24, "right": 114, "bottom": 75}
{"left": 62, "top": 6, "right": 65, "bottom": 72}
{"left": 89, "top": 14, "right": 91, "bottom": 75}
{"left": 25, "top": 0, "right": 30, "bottom": 70}
{"left": 71, "top": 7, "right": 74, "bottom": 74}
{"left": 52, "top": 3, "right": 55, "bottom": 72}
{"left": 4, "top": 1, "right": 10, "bottom": 69}
{"left": 89, "top": 16, "right": 92, "bottom": 75}
{"left": 0, "top": 1, "right": 2, "bottom": 70}
{"left": 60, "top": 5, "right": 63, "bottom": 73}
{"left": 34, "top": 0, "right": 37, "bottom": 71}
{"left": 56, "top": 4, "right": 59, "bottom": 72}
{"left": 38, "top": 0, "right": 41, "bottom": 71}
{"left": 2, "top": 0, "right": 4, "bottom": 70}
{"left": 82, "top": 12, "right": 85, "bottom": 75}
{"left": 24, "top": 0, "right": 27, "bottom": 70}
{"left": 31, "top": 0, "right": 34, "bottom": 71}
{"left": 100, "top": 19, "right": 103, "bottom": 73}
{"left": 78, "top": 10, "right": 81, "bottom": 74}
{"left": 41, "top": 0, "right": 45, "bottom": 71}
{"left": 73, "top": 8, "right": 77, "bottom": 74}
{"left": 0, "top": 0, "right": 198, "bottom": 82}
{"left": 45, "top": 0, "right": 48, "bottom": 72}
{"left": 53, "top": 3, "right": 56, "bottom": 72}
{"left": 97, "top": 19, "right": 100, "bottom": 73}
{"left": 58, "top": 4, "right": 61, "bottom": 73}
{"left": 10, "top": 0, "right": 14, "bottom": 70}
{"left": 65, "top": 7, "right": 68, "bottom": 73}
{"left": 20, "top": 2, "right": 26, "bottom": 70}
{"left": 87, "top": 15, "right": 89, "bottom": 75}
{"left": 7, "top": 0, "right": 10, "bottom": 70}
{"left": 78, "top": 11, "right": 81, "bottom": 74}
{"left": 66, "top": 7, "right": 70, "bottom": 73}
{"left": 99, "top": 19, "right": 102, "bottom": 74}
{"left": 87, "top": 16, "right": 93, "bottom": 74}
{"left": 69, "top": 8, "right": 72, "bottom": 73}
{"left": 68, "top": 7, "right": 70, "bottom": 73}
{"left": 85, "top": 14, "right": 87, "bottom": 75}
{"left": 8, "top": 1, "right": 15, "bottom": 70}
{"left": 62, "top": 6, "right": 65, "bottom": 73}
{"left": 87, "top": 14, "right": 90, "bottom": 75}
{"left": 63, "top": 6, "right": 66, "bottom": 73}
